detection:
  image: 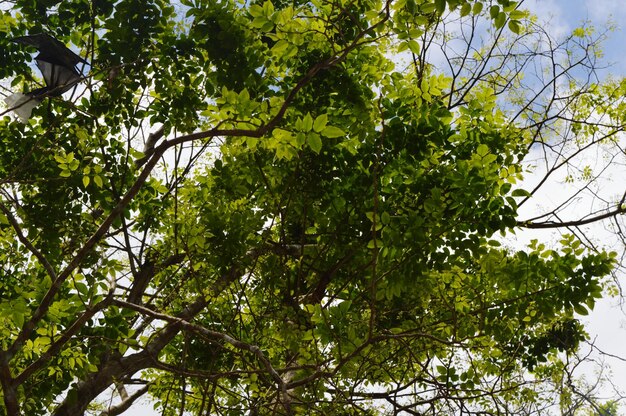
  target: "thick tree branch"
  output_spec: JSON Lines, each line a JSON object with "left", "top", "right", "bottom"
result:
{"left": 52, "top": 265, "right": 240, "bottom": 415}
{"left": 14, "top": 295, "right": 114, "bottom": 385}
{"left": 98, "top": 384, "right": 150, "bottom": 416}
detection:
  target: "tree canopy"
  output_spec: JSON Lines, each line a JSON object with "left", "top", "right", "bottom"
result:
{"left": 0, "top": 0, "right": 624, "bottom": 414}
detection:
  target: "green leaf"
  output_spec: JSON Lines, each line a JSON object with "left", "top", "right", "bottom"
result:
{"left": 407, "top": 39, "right": 420, "bottom": 54}
{"left": 573, "top": 304, "right": 588, "bottom": 316}
{"left": 75, "top": 282, "right": 89, "bottom": 296}
{"left": 472, "top": 2, "right": 484, "bottom": 15}
{"left": 94, "top": 175, "right": 103, "bottom": 188}
{"left": 476, "top": 144, "right": 490, "bottom": 157}
{"left": 271, "top": 39, "right": 289, "bottom": 55}
{"left": 302, "top": 113, "right": 313, "bottom": 132}
{"left": 273, "top": 128, "right": 293, "bottom": 142}
{"left": 367, "top": 239, "right": 381, "bottom": 249}
{"left": 321, "top": 126, "right": 346, "bottom": 138}
{"left": 434, "top": 0, "right": 446, "bottom": 14}
{"left": 420, "top": 2, "right": 436, "bottom": 13}
{"left": 82, "top": 176, "right": 90, "bottom": 187}
{"left": 460, "top": 2, "right": 471, "bottom": 17}
{"left": 261, "top": 20, "right": 275, "bottom": 32}
{"left": 313, "top": 114, "right": 328, "bottom": 133}
{"left": 502, "top": 1, "right": 519, "bottom": 13}
{"left": 307, "top": 133, "right": 322, "bottom": 154}
{"left": 508, "top": 20, "right": 521, "bottom": 34}
{"left": 295, "top": 132, "right": 306, "bottom": 147}
{"left": 489, "top": 5, "right": 500, "bottom": 19}
{"left": 494, "top": 12, "right": 506, "bottom": 29}
{"left": 239, "top": 88, "right": 250, "bottom": 103}
{"left": 511, "top": 189, "right": 530, "bottom": 197}
{"left": 409, "top": 28, "right": 423, "bottom": 38}
{"left": 251, "top": 16, "right": 270, "bottom": 29}
{"left": 12, "top": 310, "right": 24, "bottom": 328}
{"left": 249, "top": 4, "right": 263, "bottom": 17}
{"left": 262, "top": 0, "right": 274, "bottom": 16}
{"left": 509, "top": 10, "right": 526, "bottom": 20}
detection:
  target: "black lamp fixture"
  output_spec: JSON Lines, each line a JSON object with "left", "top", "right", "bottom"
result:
{"left": 4, "top": 33, "right": 88, "bottom": 122}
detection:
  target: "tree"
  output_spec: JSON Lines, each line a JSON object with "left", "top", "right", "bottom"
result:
{"left": 0, "top": 0, "right": 622, "bottom": 414}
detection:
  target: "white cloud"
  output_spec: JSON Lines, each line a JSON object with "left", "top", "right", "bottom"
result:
{"left": 583, "top": 0, "right": 626, "bottom": 23}
{"left": 524, "top": 0, "right": 573, "bottom": 37}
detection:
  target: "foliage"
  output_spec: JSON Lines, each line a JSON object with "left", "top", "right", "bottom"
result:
{"left": 0, "top": 0, "right": 623, "bottom": 414}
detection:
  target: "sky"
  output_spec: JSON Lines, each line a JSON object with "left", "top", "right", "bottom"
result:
{"left": 490, "top": 0, "right": 626, "bottom": 410}
{"left": 526, "top": 0, "right": 626, "bottom": 394}
{"left": 531, "top": 0, "right": 626, "bottom": 73}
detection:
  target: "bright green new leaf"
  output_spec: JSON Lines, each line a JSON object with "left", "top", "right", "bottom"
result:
{"left": 302, "top": 113, "right": 314, "bottom": 132}
{"left": 509, "top": 9, "right": 526, "bottom": 20}
{"left": 407, "top": 39, "right": 420, "bottom": 54}
{"left": 249, "top": 4, "right": 263, "bottom": 17}
{"left": 321, "top": 126, "right": 346, "bottom": 138}
{"left": 307, "top": 133, "right": 322, "bottom": 153}
{"left": 313, "top": 114, "right": 328, "bottom": 133}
